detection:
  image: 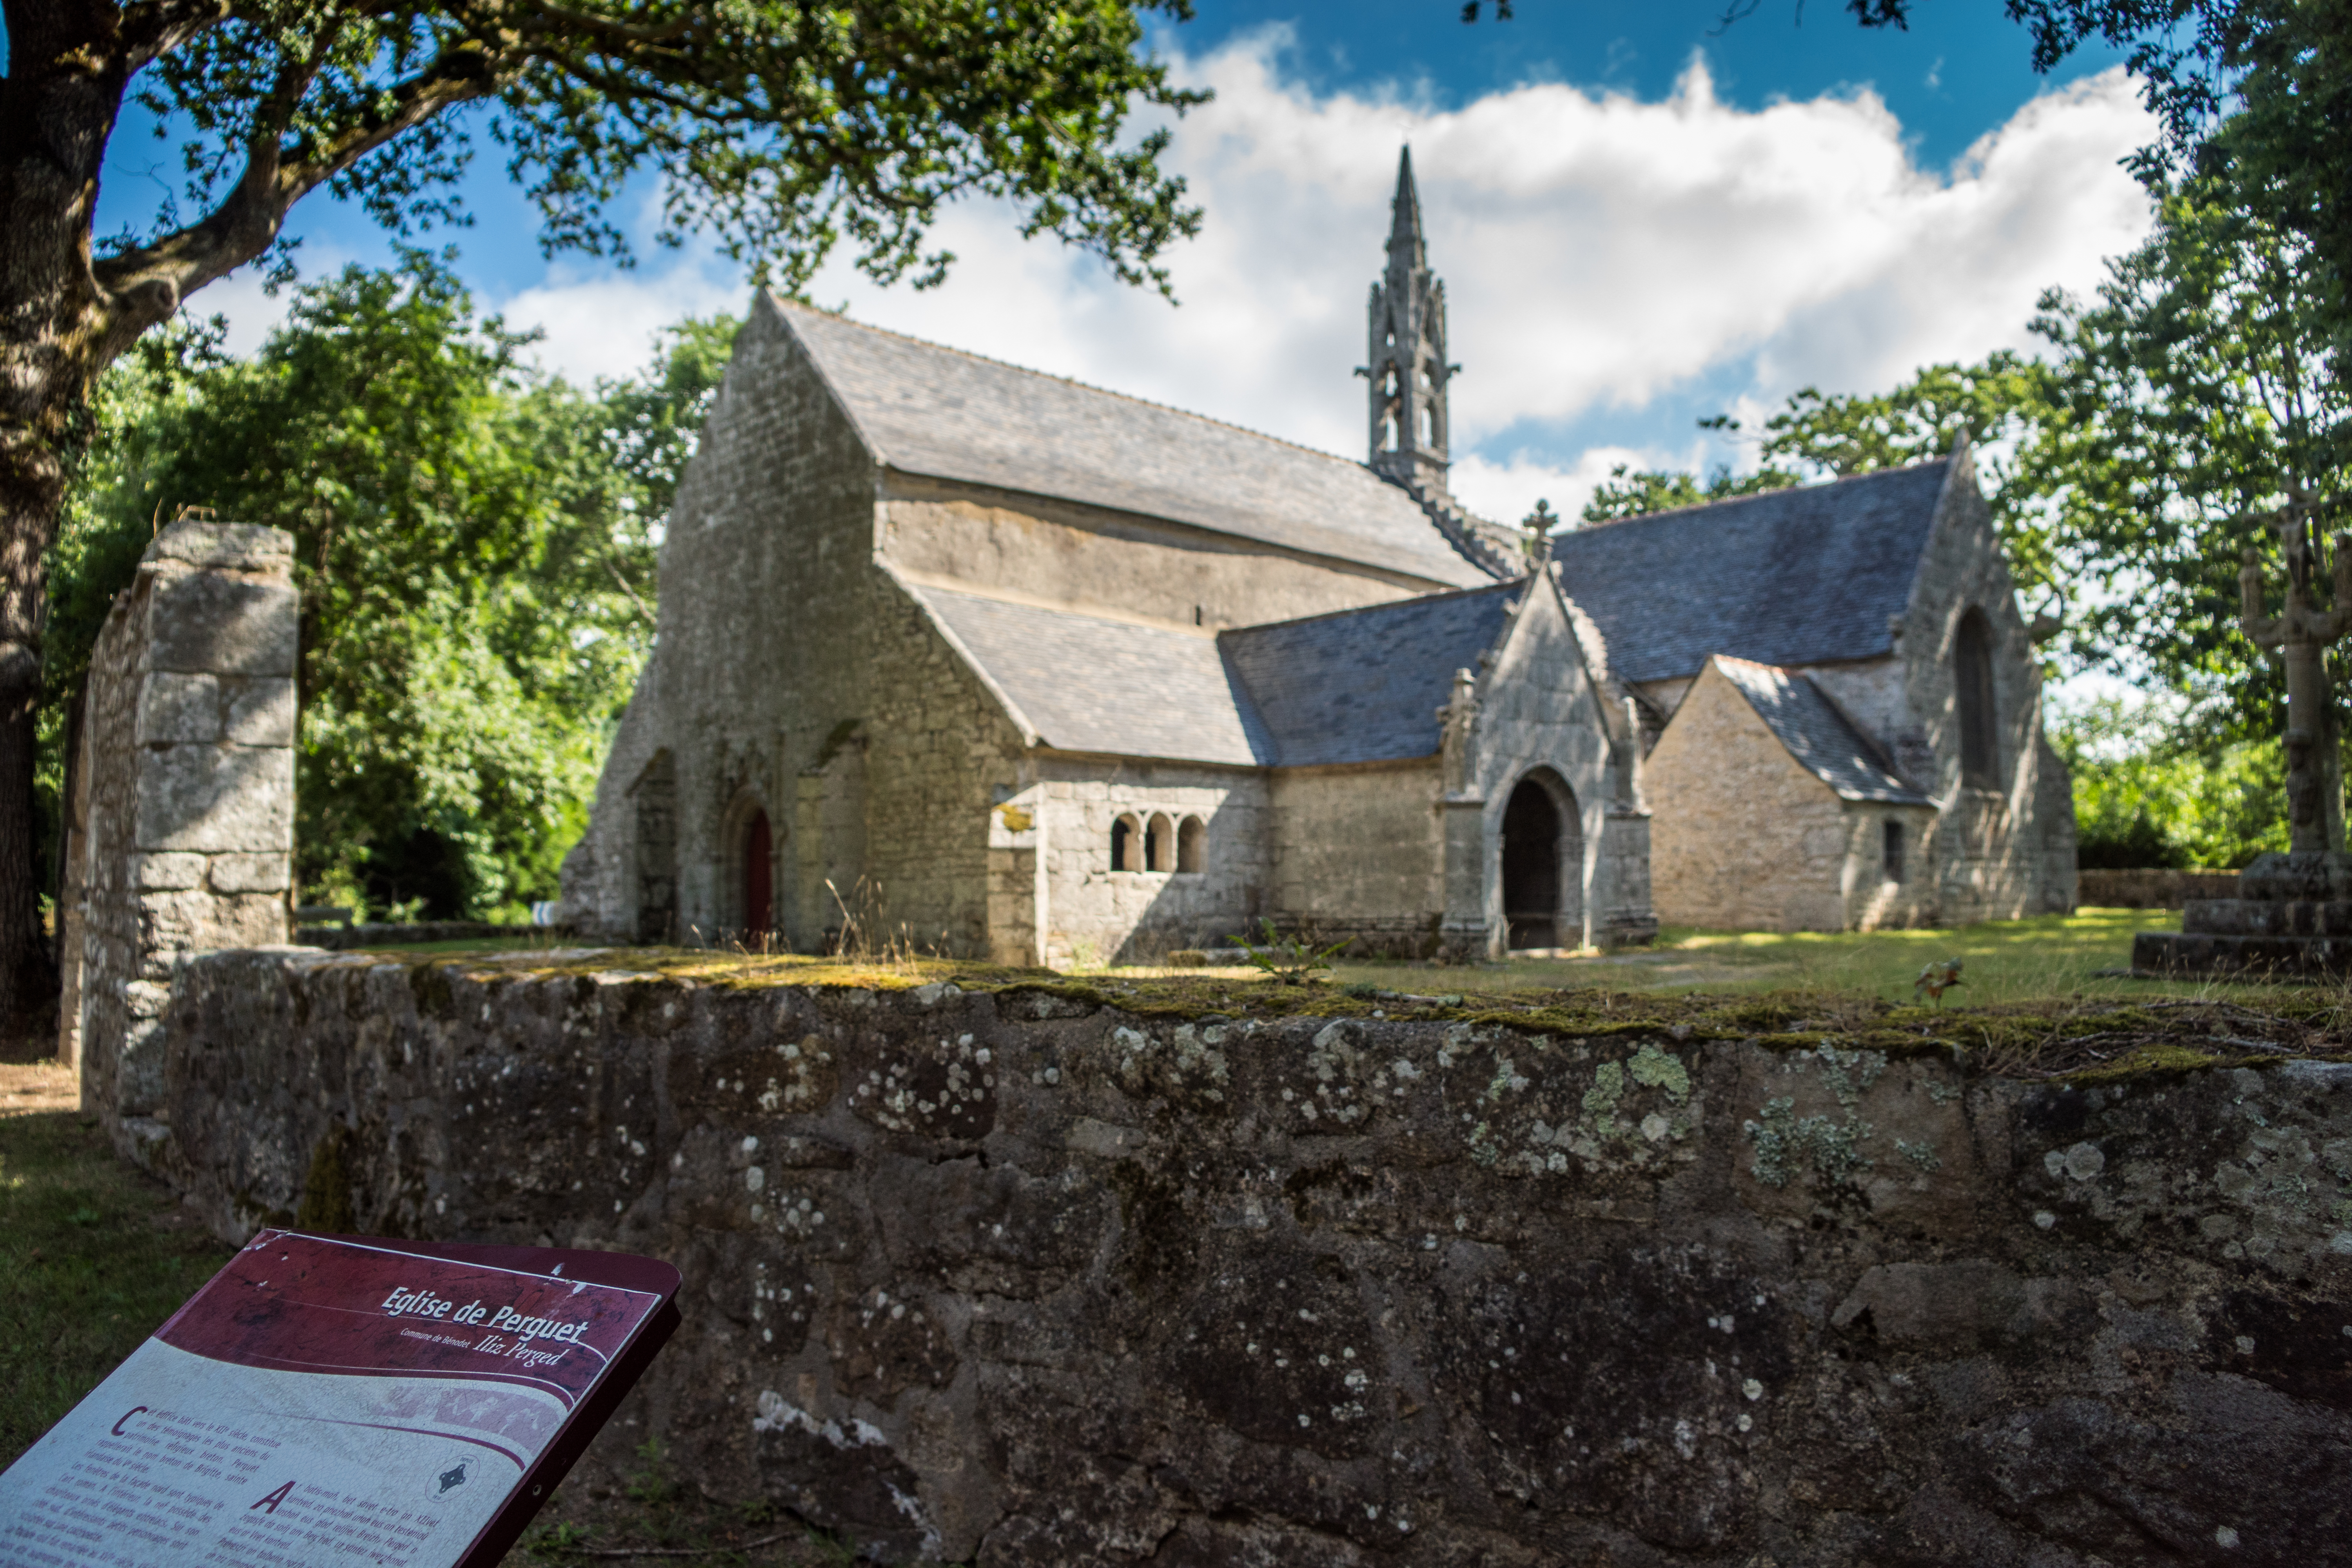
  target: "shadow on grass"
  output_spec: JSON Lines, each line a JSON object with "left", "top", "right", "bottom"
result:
{"left": 0, "top": 1108, "right": 235, "bottom": 1468}
{"left": 1322, "top": 907, "right": 2330, "bottom": 1009}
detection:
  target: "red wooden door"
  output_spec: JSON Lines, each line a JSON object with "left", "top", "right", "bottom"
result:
{"left": 744, "top": 810, "right": 773, "bottom": 937}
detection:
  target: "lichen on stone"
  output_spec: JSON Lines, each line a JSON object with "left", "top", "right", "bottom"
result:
{"left": 1812, "top": 1044, "right": 1887, "bottom": 1107}
{"left": 1113, "top": 1022, "right": 1230, "bottom": 1107}
{"left": 1743, "top": 1096, "right": 1875, "bottom": 1190}
{"left": 1896, "top": 1138, "right": 1943, "bottom": 1173}
{"left": 1628, "top": 1042, "right": 1691, "bottom": 1103}
{"left": 1583, "top": 1060, "right": 1625, "bottom": 1122}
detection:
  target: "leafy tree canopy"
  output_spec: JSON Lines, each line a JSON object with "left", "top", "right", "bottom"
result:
{"left": 44, "top": 255, "right": 730, "bottom": 920}
{"left": 84, "top": 0, "right": 1205, "bottom": 318}
{"left": 1577, "top": 357, "right": 2053, "bottom": 590}
{"left": 2025, "top": 184, "right": 2348, "bottom": 733}
{"left": 2051, "top": 693, "right": 2285, "bottom": 869}
{"left": 1578, "top": 461, "right": 1793, "bottom": 526}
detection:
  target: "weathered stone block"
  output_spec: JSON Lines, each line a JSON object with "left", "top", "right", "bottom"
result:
{"left": 135, "top": 673, "right": 221, "bottom": 744}
{"left": 135, "top": 744, "right": 294, "bottom": 853}
{"left": 223, "top": 678, "right": 296, "bottom": 746}
{"left": 207, "top": 853, "right": 290, "bottom": 894}
{"left": 137, "top": 889, "right": 288, "bottom": 965}
{"left": 149, "top": 521, "right": 294, "bottom": 573}
{"left": 147, "top": 573, "right": 299, "bottom": 677}
{"left": 131, "top": 851, "right": 206, "bottom": 890}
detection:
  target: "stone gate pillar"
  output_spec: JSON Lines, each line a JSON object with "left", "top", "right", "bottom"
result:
{"left": 55, "top": 521, "right": 298, "bottom": 1157}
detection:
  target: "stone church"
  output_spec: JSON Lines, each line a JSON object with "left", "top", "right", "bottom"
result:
{"left": 560, "top": 153, "right": 2073, "bottom": 960}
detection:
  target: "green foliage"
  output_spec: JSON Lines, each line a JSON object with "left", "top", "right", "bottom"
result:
{"left": 44, "top": 256, "right": 730, "bottom": 920}
{"left": 1579, "top": 461, "right": 1795, "bottom": 525}
{"left": 1232, "top": 918, "right": 1347, "bottom": 985}
{"left": 2050, "top": 695, "right": 2288, "bottom": 870}
{"left": 2209, "top": 0, "right": 2352, "bottom": 373}
{"left": 111, "top": 0, "right": 1206, "bottom": 299}
{"left": 2024, "top": 186, "right": 2348, "bottom": 730}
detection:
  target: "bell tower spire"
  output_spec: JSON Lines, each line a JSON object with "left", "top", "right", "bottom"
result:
{"left": 1364, "top": 147, "right": 1454, "bottom": 494}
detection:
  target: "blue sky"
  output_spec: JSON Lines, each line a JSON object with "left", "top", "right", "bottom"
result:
{"left": 1183, "top": 0, "right": 2129, "bottom": 167}
{"left": 64, "top": 2, "right": 2154, "bottom": 520}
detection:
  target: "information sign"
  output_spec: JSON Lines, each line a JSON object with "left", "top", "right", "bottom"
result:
{"left": 0, "top": 1229, "right": 681, "bottom": 1568}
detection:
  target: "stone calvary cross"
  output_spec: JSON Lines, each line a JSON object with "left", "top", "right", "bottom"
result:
{"left": 2237, "top": 491, "right": 2350, "bottom": 854}
{"left": 2137, "top": 489, "right": 2352, "bottom": 976}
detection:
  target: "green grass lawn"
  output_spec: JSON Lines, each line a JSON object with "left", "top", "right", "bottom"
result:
{"left": 0, "top": 1104, "right": 234, "bottom": 1469}
{"left": 357, "top": 907, "right": 2321, "bottom": 1012}
{"left": 1330, "top": 907, "right": 2227, "bottom": 1007}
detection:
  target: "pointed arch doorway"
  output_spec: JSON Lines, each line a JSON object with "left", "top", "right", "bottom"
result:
{"left": 1501, "top": 771, "right": 1582, "bottom": 951}
{"left": 742, "top": 809, "right": 773, "bottom": 942}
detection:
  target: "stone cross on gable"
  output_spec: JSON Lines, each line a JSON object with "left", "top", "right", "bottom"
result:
{"left": 2237, "top": 489, "right": 2351, "bottom": 853}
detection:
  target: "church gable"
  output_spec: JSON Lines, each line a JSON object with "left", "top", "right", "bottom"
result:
{"left": 1705, "top": 656, "right": 1928, "bottom": 805}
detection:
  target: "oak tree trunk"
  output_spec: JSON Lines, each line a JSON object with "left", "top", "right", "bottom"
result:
{"left": 0, "top": 0, "right": 143, "bottom": 1036}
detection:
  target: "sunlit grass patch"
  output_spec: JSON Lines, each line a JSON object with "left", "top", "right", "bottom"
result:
{"left": 1325, "top": 907, "right": 2325, "bottom": 1008}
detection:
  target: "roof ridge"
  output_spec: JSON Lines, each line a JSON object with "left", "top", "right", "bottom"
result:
{"left": 770, "top": 294, "right": 1384, "bottom": 476}
{"left": 1219, "top": 577, "right": 1526, "bottom": 639}
{"left": 1710, "top": 652, "right": 1790, "bottom": 676}
{"left": 1566, "top": 456, "right": 1953, "bottom": 534}
{"left": 907, "top": 576, "right": 1220, "bottom": 639}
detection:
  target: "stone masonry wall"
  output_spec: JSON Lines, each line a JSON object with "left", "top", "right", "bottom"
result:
{"left": 147, "top": 951, "right": 2352, "bottom": 1566}
{"left": 879, "top": 476, "right": 1443, "bottom": 631}
{"left": 2077, "top": 868, "right": 2242, "bottom": 909}
{"left": 566, "top": 299, "right": 1034, "bottom": 957}
{"left": 1649, "top": 664, "right": 1851, "bottom": 932}
{"left": 56, "top": 521, "right": 295, "bottom": 1154}
{"left": 1269, "top": 761, "right": 1444, "bottom": 945}
{"left": 1897, "top": 450, "right": 2076, "bottom": 923}
{"left": 1018, "top": 759, "right": 1268, "bottom": 966}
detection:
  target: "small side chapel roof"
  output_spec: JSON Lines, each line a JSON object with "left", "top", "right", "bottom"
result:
{"left": 1710, "top": 657, "right": 1929, "bottom": 805}
{"left": 1548, "top": 461, "right": 1951, "bottom": 683}
{"left": 908, "top": 584, "right": 1269, "bottom": 766}
{"left": 902, "top": 579, "right": 1528, "bottom": 770}
{"left": 1219, "top": 584, "right": 1521, "bottom": 768}
{"left": 774, "top": 299, "right": 1495, "bottom": 589}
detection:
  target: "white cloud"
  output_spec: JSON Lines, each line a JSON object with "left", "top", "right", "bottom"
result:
{"left": 196, "top": 267, "right": 293, "bottom": 358}
{"left": 1450, "top": 444, "right": 1702, "bottom": 528}
{"left": 498, "top": 253, "right": 748, "bottom": 386}
{"left": 191, "top": 29, "right": 2161, "bottom": 515}
{"left": 784, "top": 32, "right": 2155, "bottom": 520}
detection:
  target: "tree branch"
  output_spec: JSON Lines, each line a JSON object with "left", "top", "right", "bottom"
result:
{"left": 118, "top": 0, "right": 238, "bottom": 76}
{"left": 514, "top": 0, "right": 697, "bottom": 47}
{"left": 89, "top": 44, "right": 501, "bottom": 354}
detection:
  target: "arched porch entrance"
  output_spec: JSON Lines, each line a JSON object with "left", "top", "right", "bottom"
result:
{"left": 1501, "top": 770, "right": 1583, "bottom": 950}
{"left": 742, "top": 809, "right": 774, "bottom": 941}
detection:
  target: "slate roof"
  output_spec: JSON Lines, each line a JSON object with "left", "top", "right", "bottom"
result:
{"left": 777, "top": 299, "right": 1493, "bottom": 589}
{"left": 1220, "top": 585, "right": 1521, "bottom": 768}
{"left": 908, "top": 584, "right": 1268, "bottom": 766}
{"left": 904, "top": 579, "right": 1527, "bottom": 769}
{"left": 1711, "top": 657, "right": 1929, "bottom": 805}
{"left": 1546, "top": 462, "right": 1951, "bottom": 684}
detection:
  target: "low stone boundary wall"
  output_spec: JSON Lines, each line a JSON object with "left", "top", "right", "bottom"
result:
{"left": 290, "top": 920, "right": 549, "bottom": 951}
{"left": 146, "top": 952, "right": 2352, "bottom": 1566}
{"left": 2076, "top": 867, "right": 2239, "bottom": 907}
